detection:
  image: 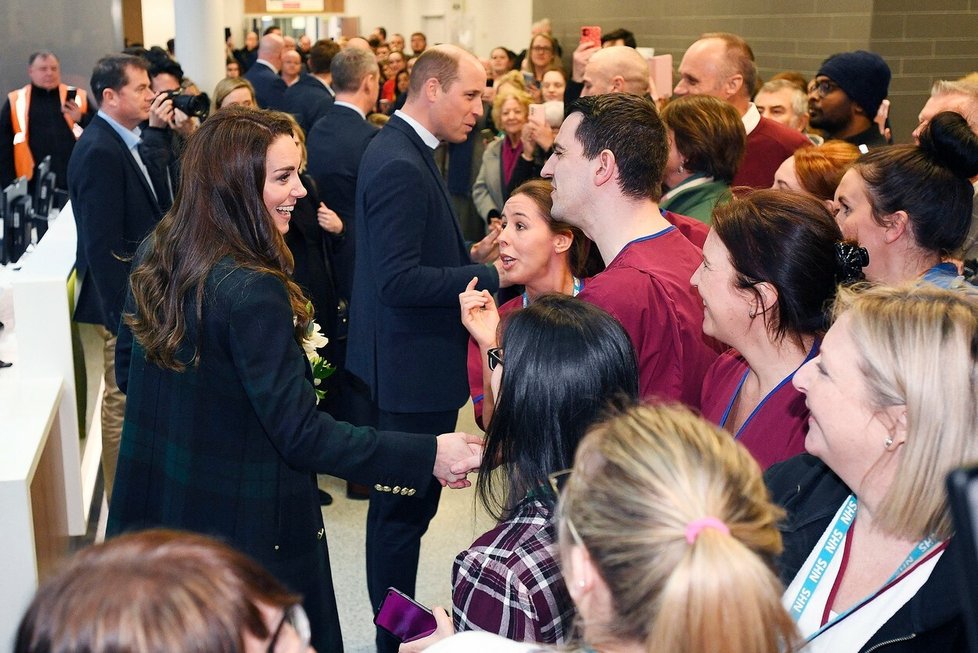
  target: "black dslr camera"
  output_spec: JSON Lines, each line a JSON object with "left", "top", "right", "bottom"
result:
{"left": 162, "top": 89, "right": 209, "bottom": 120}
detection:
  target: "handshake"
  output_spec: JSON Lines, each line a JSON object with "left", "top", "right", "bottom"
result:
{"left": 433, "top": 432, "right": 485, "bottom": 489}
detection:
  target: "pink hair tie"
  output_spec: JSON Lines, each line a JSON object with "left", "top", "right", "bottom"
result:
{"left": 685, "top": 517, "right": 730, "bottom": 544}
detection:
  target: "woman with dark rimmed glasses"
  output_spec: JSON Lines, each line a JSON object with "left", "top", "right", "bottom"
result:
{"left": 405, "top": 404, "right": 799, "bottom": 653}
{"left": 445, "top": 294, "right": 636, "bottom": 645}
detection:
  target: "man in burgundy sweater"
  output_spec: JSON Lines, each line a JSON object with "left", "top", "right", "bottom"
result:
{"left": 675, "top": 32, "right": 810, "bottom": 189}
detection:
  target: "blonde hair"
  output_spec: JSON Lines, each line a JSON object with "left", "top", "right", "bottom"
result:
{"left": 833, "top": 283, "right": 978, "bottom": 540}
{"left": 212, "top": 76, "right": 256, "bottom": 110}
{"left": 561, "top": 404, "right": 799, "bottom": 653}
{"left": 491, "top": 88, "right": 532, "bottom": 132}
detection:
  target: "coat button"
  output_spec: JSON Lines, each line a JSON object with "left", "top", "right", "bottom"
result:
{"left": 383, "top": 485, "right": 391, "bottom": 492}
{"left": 408, "top": 488, "right": 416, "bottom": 496}
{"left": 317, "top": 528, "right": 325, "bottom": 540}
{"left": 374, "top": 484, "right": 384, "bottom": 491}
{"left": 274, "top": 545, "right": 280, "bottom": 550}
{"left": 393, "top": 486, "right": 401, "bottom": 494}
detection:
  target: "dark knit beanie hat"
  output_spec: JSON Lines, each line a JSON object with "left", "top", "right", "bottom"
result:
{"left": 817, "top": 50, "right": 891, "bottom": 117}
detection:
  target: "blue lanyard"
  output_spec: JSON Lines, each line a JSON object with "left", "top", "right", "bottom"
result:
{"left": 522, "top": 276, "right": 582, "bottom": 308}
{"left": 718, "top": 342, "right": 819, "bottom": 439}
{"left": 788, "top": 495, "right": 942, "bottom": 641}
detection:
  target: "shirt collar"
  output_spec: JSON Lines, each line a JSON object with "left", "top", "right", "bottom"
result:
{"left": 256, "top": 58, "right": 279, "bottom": 74}
{"left": 98, "top": 109, "right": 142, "bottom": 149}
{"left": 334, "top": 100, "right": 366, "bottom": 119}
{"left": 394, "top": 109, "right": 440, "bottom": 149}
{"left": 742, "top": 102, "right": 761, "bottom": 135}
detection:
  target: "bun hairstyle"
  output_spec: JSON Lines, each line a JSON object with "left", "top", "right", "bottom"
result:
{"left": 560, "top": 404, "right": 799, "bottom": 653}
{"left": 855, "top": 111, "right": 978, "bottom": 255}
{"left": 712, "top": 189, "right": 845, "bottom": 340}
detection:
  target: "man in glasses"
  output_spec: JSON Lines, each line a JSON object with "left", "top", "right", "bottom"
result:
{"left": 809, "top": 50, "right": 891, "bottom": 149}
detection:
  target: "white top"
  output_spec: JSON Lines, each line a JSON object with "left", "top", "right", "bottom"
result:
{"left": 742, "top": 102, "right": 761, "bottom": 136}
{"left": 394, "top": 109, "right": 440, "bottom": 148}
{"left": 426, "top": 631, "right": 551, "bottom": 653}
{"left": 782, "top": 499, "right": 944, "bottom": 651}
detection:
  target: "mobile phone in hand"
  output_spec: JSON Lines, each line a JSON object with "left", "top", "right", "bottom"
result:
{"left": 580, "top": 25, "right": 602, "bottom": 48}
{"left": 65, "top": 86, "right": 77, "bottom": 104}
{"left": 374, "top": 587, "right": 437, "bottom": 643}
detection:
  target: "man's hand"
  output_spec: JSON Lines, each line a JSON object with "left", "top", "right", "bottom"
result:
{"left": 148, "top": 92, "right": 174, "bottom": 129}
{"left": 433, "top": 431, "right": 484, "bottom": 489}
{"left": 572, "top": 41, "right": 600, "bottom": 82}
{"left": 317, "top": 202, "right": 344, "bottom": 234}
{"left": 469, "top": 223, "right": 500, "bottom": 263}
{"left": 398, "top": 606, "right": 455, "bottom": 653}
{"left": 459, "top": 276, "right": 500, "bottom": 349}
{"left": 62, "top": 99, "right": 83, "bottom": 123}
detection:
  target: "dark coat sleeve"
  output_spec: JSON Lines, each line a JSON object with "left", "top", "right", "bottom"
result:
{"left": 229, "top": 270, "right": 436, "bottom": 487}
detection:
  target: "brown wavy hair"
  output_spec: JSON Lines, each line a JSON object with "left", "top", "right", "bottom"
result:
{"left": 15, "top": 529, "right": 298, "bottom": 653}
{"left": 125, "top": 106, "right": 309, "bottom": 370}
{"left": 792, "top": 139, "right": 860, "bottom": 201}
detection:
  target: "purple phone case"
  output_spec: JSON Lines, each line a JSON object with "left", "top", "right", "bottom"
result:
{"left": 374, "top": 588, "right": 437, "bottom": 643}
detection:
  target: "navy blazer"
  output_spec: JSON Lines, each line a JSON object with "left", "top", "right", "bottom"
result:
{"left": 245, "top": 61, "right": 287, "bottom": 110}
{"left": 68, "top": 115, "right": 164, "bottom": 333}
{"left": 283, "top": 74, "right": 335, "bottom": 134}
{"left": 110, "top": 257, "right": 436, "bottom": 649}
{"left": 306, "top": 103, "right": 378, "bottom": 300}
{"left": 347, "top": 115, "right": 499, "bottom": 413}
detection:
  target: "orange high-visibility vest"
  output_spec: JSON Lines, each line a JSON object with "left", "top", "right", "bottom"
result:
{"left": 8, "top": 83, "right": 88, "bottom": 181}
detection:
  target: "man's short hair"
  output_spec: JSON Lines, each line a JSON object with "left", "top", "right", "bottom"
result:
{"left": 757, "top": 78, "right": 807, "bottom": 119}
{"left": 601, "top": 28, "right": 637, "bottom": 48}
{"left": 308, "top": 39, "right": 341, "bottom": 74}
{"left": 700, "top": 32, "right": 757, "bottom": 98}
{"left": 331, "top": 47, "right": 378, "bottom": 94}
{"left": 568, "top": 94, "right": 668, "bottom": 201}
{"left": 90, "top": 54, "right": 149, "bottom": 107}
{"left": 408, "top": 48, "right": 459, "bottom": 96}
{"left": 28, "top": 51, "right": 57, "bottom": 66}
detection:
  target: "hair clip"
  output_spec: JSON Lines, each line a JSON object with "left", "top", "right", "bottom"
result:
{"left": 835, "top": 241, "right": 869, "bottom": 284}
{"left": 685, "top": 516, "right": 730, "bottom": 544}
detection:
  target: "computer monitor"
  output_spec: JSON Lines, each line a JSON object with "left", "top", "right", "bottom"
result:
{"left": 1, "top": 177, "right": 32, "bottom": 265}
{"left": 33, "top": 155, "right": 56, "bottom": 216}
{"left": 947, "top": 464, "right": 978, "bottom": 653}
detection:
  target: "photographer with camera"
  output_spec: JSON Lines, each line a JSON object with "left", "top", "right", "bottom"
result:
{"left": 142, "top": 55, "right": 209, "bottom": 209}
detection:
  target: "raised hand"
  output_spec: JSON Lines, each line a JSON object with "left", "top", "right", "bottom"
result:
{"left": 459, "top": 276, "right": 500, "bottom": 348}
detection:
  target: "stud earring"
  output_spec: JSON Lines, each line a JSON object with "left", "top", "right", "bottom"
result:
{"left": 884, "top": 436, "right": 894, "bottom": 449}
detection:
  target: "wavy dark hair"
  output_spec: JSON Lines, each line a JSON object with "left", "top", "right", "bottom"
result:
{"left": 854, "top": 111, "right": 978, "bottom": 256}
{"left": 477, "top": 294, "right": 639, "bottom": 520}
{"left": 712, "top": 189, "right": 844, "bottom": 341}
{"left": 125, "top": 106, "right": 309, "bottom": 370}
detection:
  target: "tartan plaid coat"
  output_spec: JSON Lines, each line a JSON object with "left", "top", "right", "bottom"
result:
{"left": 108, "top": 258, "right": 435, "bottom": 650}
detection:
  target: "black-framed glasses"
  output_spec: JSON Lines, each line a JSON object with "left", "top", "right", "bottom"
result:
{"left": 267, "top": 603, "right": 312, "bottom": 653}
{"left": 548, "top": 469, "right": 585, "bottom": 548}
{"left": 487, "top": 347, "right": 504, "bottom": 371}
{"left": 810, "top": 78, "right": 840, "bottom": 98}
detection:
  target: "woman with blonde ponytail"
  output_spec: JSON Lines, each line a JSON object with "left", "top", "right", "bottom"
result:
{"left": 407, "top": 404, "right": 800, "bottom": 653}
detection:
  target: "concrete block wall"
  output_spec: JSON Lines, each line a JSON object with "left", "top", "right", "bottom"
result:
{"left": 535, "top": 0, "right": 978, "bottom": 141}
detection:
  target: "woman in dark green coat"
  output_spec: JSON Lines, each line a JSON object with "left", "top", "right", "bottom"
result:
{"left": 108, "top": 107, "right": 482, "bottom": 652}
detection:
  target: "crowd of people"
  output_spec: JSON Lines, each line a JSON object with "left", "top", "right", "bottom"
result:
{"left": 5, "top": 16, "right": 978, "bottom": 653}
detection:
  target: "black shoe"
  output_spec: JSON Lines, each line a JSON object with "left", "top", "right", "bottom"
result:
{"left": 318, "top": 489, "right": 333, "bottom": 506}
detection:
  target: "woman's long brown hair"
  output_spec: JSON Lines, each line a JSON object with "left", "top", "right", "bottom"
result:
{"left": 125, "top": 106, "right": 310, "bottom": 371}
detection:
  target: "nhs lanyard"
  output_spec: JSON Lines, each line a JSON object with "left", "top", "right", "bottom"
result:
{"left": 788, "top": 494, "right": 942, "bottom": 641}
{"left": 522, "top": 276, "right": 582, "bottom": 308}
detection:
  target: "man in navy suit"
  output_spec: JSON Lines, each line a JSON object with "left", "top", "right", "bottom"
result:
{"left": 284, "top": 38, "right": 339, "bottom": 134}
{"left": 348, "top": 44, "right": 505, "bottom": 653}
{"left": 244, "top": 33, "right": 287, "bottom": 110}
{"left": 306, "top": 47, "right": 379, "bottom": 424}
{"left": 68, "top": 54, "right": 167, "bottom": 502}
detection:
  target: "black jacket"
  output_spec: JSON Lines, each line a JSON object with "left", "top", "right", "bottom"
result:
{"left": 765, "top": 455, "right": 968, "bottom": 652}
